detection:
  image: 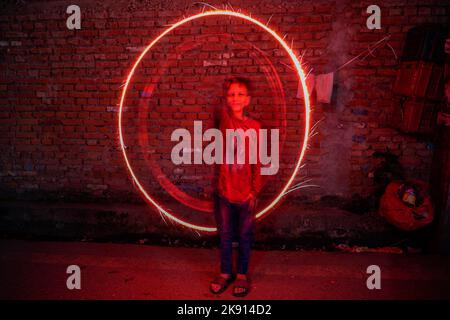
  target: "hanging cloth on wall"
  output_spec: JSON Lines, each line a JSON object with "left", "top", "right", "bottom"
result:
{"left": 315, "top": 72, "right": 334, "bottom": 104}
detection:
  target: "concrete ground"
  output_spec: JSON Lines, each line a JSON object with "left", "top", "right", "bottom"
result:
{"left": 1, "top": 239, "right": 449, "bottom": 300}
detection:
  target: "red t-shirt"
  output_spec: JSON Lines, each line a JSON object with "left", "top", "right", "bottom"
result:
{"left": 217, "top": 109, "right": 262, "bottom": 204}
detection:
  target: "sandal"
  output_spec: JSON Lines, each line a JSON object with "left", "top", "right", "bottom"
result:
{"left": 210, "top": 275, "right": 234, "bottom": 294}
{"left": 232, "top": 278, "right": 250, "bottom": 297}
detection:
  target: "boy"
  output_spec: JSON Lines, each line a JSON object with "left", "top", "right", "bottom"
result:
{"left": 210, "top": 77, "right": 262, "bottom": 297}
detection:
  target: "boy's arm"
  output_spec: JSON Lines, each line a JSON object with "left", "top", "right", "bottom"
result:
{"left": 251, "top": 123, "right": 263, "bottom": 198}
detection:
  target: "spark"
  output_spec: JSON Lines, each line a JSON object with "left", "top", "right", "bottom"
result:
{"left": 310, "top": 117, "right": 325, "bottom": 132}
{"left": 282, "top": 184, "right": 321, "bottom": 197}
{"left": 290, "top": 178, "right": 314, "bottom": 189}
{"left": 309, "top": 132, "right": 319, "bottom": 140}
{"left": 266, "top": 14, "right": 274, "bottom": 26}
{"left": 279, "top": 61, "right": 294, "bottom": 71}
{"left": 298, "top": 50, "right": 307, "bottom": 64}
{"left": 158, "top": 208, "right": 169, "bottom": 226}
{"left": 192, "top": 2, "right": 218, "bottom": 10}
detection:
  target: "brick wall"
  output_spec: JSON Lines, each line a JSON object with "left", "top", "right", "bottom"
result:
{"left": 0, "top": 0, "right": 448, "bottom": 216}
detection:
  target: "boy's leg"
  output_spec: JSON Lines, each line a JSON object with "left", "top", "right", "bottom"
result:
{"left": 215, "top": 196, "right": 234, "bottom": 275}
{"left": 237, "top": 200, "right": 255, "bottom": 275}
{"left": 232, "top": 203, "right": 240, "bottom": 244}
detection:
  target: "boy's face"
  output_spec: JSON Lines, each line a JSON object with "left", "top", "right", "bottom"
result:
{"left": 226, "top": 83, "right": 251, "bottom": 114}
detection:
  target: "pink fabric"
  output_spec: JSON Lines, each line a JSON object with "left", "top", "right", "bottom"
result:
{"left": 315, "top": 72, "right": 334, "bottom": 104}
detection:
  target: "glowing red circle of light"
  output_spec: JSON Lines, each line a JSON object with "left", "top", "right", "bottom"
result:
{"left": 137, "top": 35, "right": 287, "bottom": 214}
{"left": 118, "top": 10, "right": 311, "bottom": 233}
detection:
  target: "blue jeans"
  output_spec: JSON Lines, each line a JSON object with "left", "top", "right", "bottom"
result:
{"left": 214, "top": 195, "right": 255, "bottom": 275}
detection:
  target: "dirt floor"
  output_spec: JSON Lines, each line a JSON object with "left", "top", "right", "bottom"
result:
{"left": 1, "top": 239, "right": 449, "bottom": 300}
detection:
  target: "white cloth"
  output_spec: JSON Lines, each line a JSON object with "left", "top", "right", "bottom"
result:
{"left": 315, "top": 72, "right": 334, "bottom": 104}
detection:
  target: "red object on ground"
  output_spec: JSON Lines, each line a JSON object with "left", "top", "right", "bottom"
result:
{"left": 379, "top": 180, "right": 434, "bottom": 231}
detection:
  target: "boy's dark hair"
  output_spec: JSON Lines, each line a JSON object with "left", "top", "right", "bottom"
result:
{"left": 223, "top": 77, "right": 252, "bottom": 96}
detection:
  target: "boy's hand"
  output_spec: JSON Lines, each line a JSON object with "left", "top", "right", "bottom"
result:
{"left": 246, "top": 193, "right": 257, "bottom": 211}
